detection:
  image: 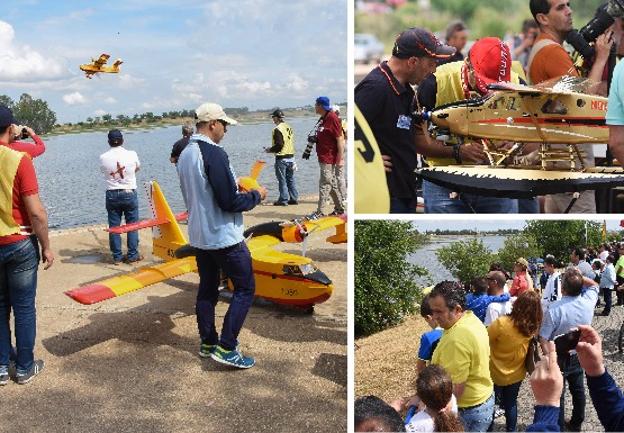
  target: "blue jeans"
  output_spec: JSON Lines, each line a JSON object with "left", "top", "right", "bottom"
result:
{"left": 275, "top": 159, "right": 298, "bottom": 203}
{"left": 459, "top": 393, "right": 494, "bottom": 432}
{"left": 195, "top": 241, "right": 255, "bottom": 351}
{"left": 518, "top": 197, "right": 539, "bottom": 214}
{"left": 494, "top": 381, "right": 522, "bottom": 431}
{"left": 390, "top": 197, "right": 417, "bottom": 214}
{"left": 0, "top": 236, "right": 39, "bottom": 373}
{"left": 423, "top": 180, "right": 518, "bottom": 213}
{"left": 558, "top": 354, "right": 585, "bottom": 430}
{"left": 106, "top": 189, "right": 139, "bottom": 261}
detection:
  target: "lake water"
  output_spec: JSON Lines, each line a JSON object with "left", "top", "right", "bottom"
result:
{"left": 409, "top": 234, "right": 508, "bottom": 284}
{"left": 35, "top": 117, "right": 322, "bottom": 229}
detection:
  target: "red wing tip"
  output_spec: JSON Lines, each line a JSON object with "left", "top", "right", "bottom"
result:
{"left": 65, "top": 284, "right": 116, "bottom": 305}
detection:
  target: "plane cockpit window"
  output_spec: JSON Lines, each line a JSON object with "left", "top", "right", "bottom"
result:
{"left": 541, "top": 98, "right": 568, "bottom": 115}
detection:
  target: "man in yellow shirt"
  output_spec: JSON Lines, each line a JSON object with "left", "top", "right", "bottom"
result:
{"left": 429, "top": 281, "right": 494, "bottom": 432}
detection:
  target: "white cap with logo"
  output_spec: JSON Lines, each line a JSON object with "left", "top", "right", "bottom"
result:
{"left": 195, "top": 103, "right": 238, "bottom": 125}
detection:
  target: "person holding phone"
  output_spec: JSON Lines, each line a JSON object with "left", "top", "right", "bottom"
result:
{"left": 539, "top": 268, "right": 599, "bottom": 431}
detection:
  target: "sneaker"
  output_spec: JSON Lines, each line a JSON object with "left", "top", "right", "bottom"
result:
{"left": 0, "top": 366, "right": 8, "bottom": 386}
{"left": 306, "top": 211, "right": 323, "bottom": 220}
{"left": 124, "top": 255, "right": 144, "bottom": 264}
{"left": 16, "top": 360, "right": 44, "bottom": 385}
{"left": 288, "top": 199, "right": 298, "bottom": 205}
{"left": 273, "top": 201, "right": 288, "bottom": 206}
{"left": 494, "top": 407, "right": 505, "bottom": 419}
{"left": 198, "top": 342, "right": 217, "bottom": 358}
{"left": 210, "top": 346, "right": 255, "bottom": 369}
{"left": 329, "top": 210, "right": 345, "bottom": 216}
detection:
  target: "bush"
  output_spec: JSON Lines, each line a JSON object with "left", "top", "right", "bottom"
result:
{"left": 496, "top": 232, "right": 541, "bottom": 273}
{"left": 524, "top": 220, "right": 603, "bottom": 265}
{"left": 436, "top": 238, "right": 494, "bottom": 284}
{"left": 355, "top": 220, "right": 428, "bottom": 337}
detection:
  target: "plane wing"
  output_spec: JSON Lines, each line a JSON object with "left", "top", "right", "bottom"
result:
{"left": 487, "top": 82, "right": 543, "bottom": 96}
{"left": 64, "top": 256, "right": 197, "bottom": 305}
{"left": 94, "top": 53, "right": 110, "bottom": 67}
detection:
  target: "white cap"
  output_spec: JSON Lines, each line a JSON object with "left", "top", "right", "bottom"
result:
{"left": 195, "top": 103, "right": 238, "bottom": 125}
{"left": 332, "top": 104, "right": 340, "bottom": 113}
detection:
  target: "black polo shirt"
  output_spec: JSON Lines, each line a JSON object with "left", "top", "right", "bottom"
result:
{"left": 355, "top": 61, "right": 418, "bottom": 200}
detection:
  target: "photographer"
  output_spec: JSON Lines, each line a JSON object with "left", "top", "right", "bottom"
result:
{"left": 0, "top": 106, "right": 45, "bottom": 158}
{"left": 528, "top": 0, "right": 614, "bottom": 213}
{"left": 308, "top": 96, "right": 345, "bottom": 217}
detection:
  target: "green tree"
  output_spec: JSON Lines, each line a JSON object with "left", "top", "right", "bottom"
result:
{"left": 496, "top": 232, "right": 541, "bottom": 272}
{"left": 12, "top": 93, "right": 56, "bottom": 134}
{"left": 355, "top": 220, "right": 428, "bottom": 337}
{"left": 524, "top": 220, "right": 603, "bottom": 264}
{"left": 437, "top": 238, "right": 494, "bottom": 284}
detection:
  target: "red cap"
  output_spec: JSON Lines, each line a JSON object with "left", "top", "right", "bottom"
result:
{"left": 468, "top": 37, "right": 511, "bottom": 95}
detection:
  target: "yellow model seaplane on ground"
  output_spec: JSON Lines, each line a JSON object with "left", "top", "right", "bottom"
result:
{"left": 79, "top": 53, "right": 123, "bottom": 79}
{"left": 416, "top": 76, "right": 624, "bottom": 199}
{"left": 65, "top": 163, "right": 346, "bottom": 312}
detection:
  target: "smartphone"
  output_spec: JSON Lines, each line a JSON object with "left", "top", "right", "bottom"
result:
{"left": 553, "top": 328, "right": 581, "bottom": 357}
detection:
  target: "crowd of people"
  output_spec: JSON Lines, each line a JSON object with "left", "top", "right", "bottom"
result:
{"left": 354, "top": 0, "right": 624, "bottom": 214}
{"left": 356, "top": 245, "right": 624, "bottom": 432}
{"left": 0, "top": 95, "right": 347, "bottom": 383}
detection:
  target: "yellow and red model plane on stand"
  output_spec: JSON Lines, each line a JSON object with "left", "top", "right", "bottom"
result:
{"left": 416, "top": 76, "right": 624, "bottom": 201}
{"left": 65, "top": 174, "right": 346, "bottom": 312}
{"left": 80, "top": 53, "right": 123, "bottom": 79}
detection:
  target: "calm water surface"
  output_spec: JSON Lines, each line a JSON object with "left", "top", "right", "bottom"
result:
{"left": 36, "top": 117, "right": 322, "bottom": 229}
{"left": 409, "top": 234, "right": 507, "bottom": 284}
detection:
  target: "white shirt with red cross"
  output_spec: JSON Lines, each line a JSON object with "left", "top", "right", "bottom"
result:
{"left": 99, "top": 146, "right": 140, "bottom": 190}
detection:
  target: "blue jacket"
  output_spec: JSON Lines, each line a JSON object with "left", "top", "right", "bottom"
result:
{"left": 466, "top": 292, "right": 510, "bottom": 323}
{"left": 177, "top": 134, "right": 260, "bottom": 249}
{"left": 587, "top": 369, "right": 624, "bottom": 431}
{"left": 526, "top": 406, "right": 560, "bottom": 432}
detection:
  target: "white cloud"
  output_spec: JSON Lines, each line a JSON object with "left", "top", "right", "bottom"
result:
{"left": 63, "top": 91, "right": 87, "bottom": 105}
{"left": 94, "top": 109, "right": 107, "bottom": 116}
{"left": 104, "top": 96, "right": 117, "bottom": 104}
{"left": 237, "top": 80, "right": 271, "bottom": 95}
{"left": 0, "top": 21, "right": 68, "bottom": 82}
{"left": 285, "top": 74, "right": 309, "bottom": 92}
{"left": 117, "top": 74, "right": 145, "bottom": 90}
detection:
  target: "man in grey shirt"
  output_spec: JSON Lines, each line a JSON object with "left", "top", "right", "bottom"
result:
{"left": 570, "top": 247, "right": 596, "bottom": 281}
{"left": 539, "top": 268, "right": 598, "bottom": 431}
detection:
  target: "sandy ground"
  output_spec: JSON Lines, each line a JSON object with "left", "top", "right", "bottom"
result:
{"left": 355, "top": 307, "right": 624, "bottom": 432}
{"left": 1, "top": 197, "right": 347, "bottom": 433}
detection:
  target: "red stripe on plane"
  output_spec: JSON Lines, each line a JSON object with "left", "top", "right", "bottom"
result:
{"left": 107, "top": 211, "right": 188, "bottom": 234}
{"left": 65, "top": 284, "right": 116, "bottom": 305}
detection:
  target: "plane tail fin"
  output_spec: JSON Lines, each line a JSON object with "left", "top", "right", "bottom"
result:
{"left": 148, "top": 181, "right": 188, "bottom": 261}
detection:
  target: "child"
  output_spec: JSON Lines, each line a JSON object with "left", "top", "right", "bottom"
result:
{"left": 466, "top": 277, "right": 510, "bottom": 323}
{"left": 416, "top": 295, "right": 443, "bottom": 373}
{"left": 405, "top": 365, "right": 463, "bottom": 432}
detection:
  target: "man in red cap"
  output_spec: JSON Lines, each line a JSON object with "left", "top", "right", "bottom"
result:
{"left": 355, "top": 27, "right": 455, "bottom": 213}
{"left": 528, "top": 0, "right": 613, "bottom": 213}
{"left": 416, "top": 37, "right": 527, "bottom": 213}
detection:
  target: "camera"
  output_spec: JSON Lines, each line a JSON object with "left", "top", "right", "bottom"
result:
{"left": 553, "top": 328, "right": 581, "bottom": 357}
{"left": 565, "top": 0, "right": 624, "bottom": 60}
{"left": 12, "top": 125, "right": 29, "bottom": 140}
{"left": 302, "top": 134, "right": 317, "bottom": 160}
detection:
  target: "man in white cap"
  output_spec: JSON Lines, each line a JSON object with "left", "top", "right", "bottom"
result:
{"left": 176, "top": 102, "right": 267, "bottom": 369}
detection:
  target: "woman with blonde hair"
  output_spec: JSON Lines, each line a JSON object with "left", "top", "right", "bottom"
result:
{"left": 488, "top": 291, "right": 543, "bottom": 431}
{"left": 509, "top": 257, "right": 534, "bottom": 296}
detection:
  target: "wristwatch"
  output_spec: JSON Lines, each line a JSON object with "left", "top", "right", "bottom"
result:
{"left": 453, "top": 144, "right": 462, "bottom": 164}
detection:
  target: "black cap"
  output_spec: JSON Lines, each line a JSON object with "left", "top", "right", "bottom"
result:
{"left": 0, "top": 105, "right": 15, "bottom": 128}
{"left": 271, "top": 109, "right": 284, "bottom": 118}
{"left": 108, "top": 129, "right": 123, "bottom": 144}
{"left": 392, "top": 27, "right": 456, "bottom": 59}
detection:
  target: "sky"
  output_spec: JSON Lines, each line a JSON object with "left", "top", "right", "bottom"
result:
{"left": 0, "top": 0, "right": 347, "bottom": 123}
{"left": 412, "top": 219, "right": 624, "bottom": 232}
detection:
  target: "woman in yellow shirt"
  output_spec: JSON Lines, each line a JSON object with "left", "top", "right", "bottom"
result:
{"left": 488, "top": 291, "right": 542, "bottom": 432}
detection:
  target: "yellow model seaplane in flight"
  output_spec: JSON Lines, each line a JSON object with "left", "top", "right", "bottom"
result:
{"left": 79, "top": 53, "right": 123, "bottom": 79}
{"left": 416, "top": 76, "right": 624, "bottom": 200}
{"left": 65, "top": 162, "right": 346, "bottom": 312}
